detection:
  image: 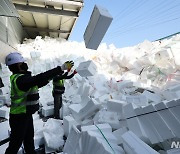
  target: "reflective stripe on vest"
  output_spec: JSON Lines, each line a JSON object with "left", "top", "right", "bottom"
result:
{"left": 10, "top": 74, "right": 38, "bottom": 114}
{"left": 53, "top": 79, "right": 65, "bottom": 91}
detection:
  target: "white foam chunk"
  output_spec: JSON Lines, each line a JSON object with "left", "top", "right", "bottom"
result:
{"left": 76, "top": 60, "right": 97, "bottom": 77}
{"left": 83, "top": 5, "right": 113, "bottom": 50}
{"left": 63, "top": 116, "right": 78, "bottom": 137}
{"left": 126, "top": 95, "right": 148, "bottom": 107}
{"left": 69, "top": 98, "right": 100, "bottom": 120}
{"left": 142, "top": 90, "right": 162, "bottom": 103}
{"left": 107, "top": 99, "right": 126, "bottom": 113}
{"left": 42, "top": 105, "right": 54, "bottom": 117}
{"left": 113, "top": 127, "right": 128, "bottom": 145}
{"left": 122, "top": 131, "right": 159, "bottom": 154}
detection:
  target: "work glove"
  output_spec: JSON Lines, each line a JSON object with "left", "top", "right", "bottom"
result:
{"left": 61, "top": 61, "right": 74, "bottom": 71}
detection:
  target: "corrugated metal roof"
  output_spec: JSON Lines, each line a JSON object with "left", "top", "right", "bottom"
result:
{"left": 12, "top": 0, "right": 84, "bottom": 40}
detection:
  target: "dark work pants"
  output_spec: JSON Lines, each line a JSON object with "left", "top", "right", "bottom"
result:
{"left": 53, "top": 93, "right": 62, "bottom": 119}
{"left": 5, "top": 114, "right": 35, "bottom": 154}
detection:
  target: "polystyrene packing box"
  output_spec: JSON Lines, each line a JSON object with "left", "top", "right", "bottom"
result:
{"left": 84, "top": 5, "right": 113, "bottom": 50}
{"left": 76, "top": 60, "right": 97, "bottom": 77}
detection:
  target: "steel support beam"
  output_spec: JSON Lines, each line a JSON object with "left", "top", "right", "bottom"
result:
{"left": 23, "top": 26, "right": 70, "bottom": 33}
{"left": 14, "top": 3, "right": 78, "bottom": 18}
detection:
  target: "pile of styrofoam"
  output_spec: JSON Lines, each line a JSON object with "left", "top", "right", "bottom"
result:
{"left": 0, "top": 34, "right": 180, "bottom": 153}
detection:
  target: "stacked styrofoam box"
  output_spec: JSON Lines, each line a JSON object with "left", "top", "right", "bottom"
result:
{"left": 0, "top": 106, "right": 10, "bottom": 119}
{"left": 142, "top": 90, "right": 162, "bottom": 103}
{"left": 30, "top": 51, "right": 41, "bottom": 60}
{"left": 76, "top": 60, "right": 97, "bottom": 77}
{"left": 83, "top": 5, "right": 113, "bottom": 50}
{"left": 122, "top": 131, "right": 159, "bottom": 154}
{"left": 0, "top": 121, "right": 10, "bottom": 141}
{"left": 42, "top": 105, "right": 54, "bottom": 117}
{"left": 126, "top": 95, "right": 148, "bottom": 107}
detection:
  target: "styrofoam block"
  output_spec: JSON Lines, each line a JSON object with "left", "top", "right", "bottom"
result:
{"left": 76, "top": 60, "right": 97, "bottom": 77}
{"left": 117, "top": 80, "right": 133, "bottom": 90}
{"left": 42, "top": 105, "right": 54, "bottom": 117}
{"left": 0, "top": 94, "right": 10, "bottom": 104}
{"left": 144, "top": 112, "right": 175, "bottom": 141}
{"left": 142, "top": 104, "right": 156, "bottom": 114}
{"left": 158, "top": 109, "right": 180, "bottom": 138}
{"left": 169, "top": 106, "right": 180, "bottom": 123}
{"left": 154, "top": 101, "right": 168, "bottom": 110}
{"left": 126, "top": 117, "right": 150, "bottom": 143}
{"left": 107, "top": 99, "right": 126, "bottom": 113}
{"left": 166, "top": 148, "right": 180, "bottom": 154}
{"left": 63, "top": 125, "right": 81, "bottom": 154}
{"left": 123, "top": 103, "right": 138, "bottom": 119}
{"left": 112, "top": 127, "right": 128, "bottom": 145}
{"left": 0, "top": 121, "right": 10, "bottom": 141}
{"left": 142, "top": 90, "right": 162, "bottom": 103}
{"left": 34, "top": 135, "right": 44, "bottom": 149}
{"left": 0, "top": 106, "right": 9, "bottom": 119}
{"left": 126, "top": 95, "right": 148, "bottom": 107}
{"left": 134, "top": 107, "right": 144, "bottom": 116}
{"left": 81, "top": 123, "right": 112, "bottom": 133}
{"left": 83, "top": 5, "right": 113, "bottom": 50}
{"left": 70, "top": 95, "right": 81, "bottom": 104}
{"left": 162, "top": 91, "right": 178, "bottom": 101}
{"left": 69, "top": 104, "right": 82, "bottom": 118}
{"left": 165, "top": 99, "right": 180, "bottom": 108}
{"left": 122, "top": 131, "right": 159, "bottom": 154}
{"left": 63, "top": 116, "right": 78, "bottom": 137}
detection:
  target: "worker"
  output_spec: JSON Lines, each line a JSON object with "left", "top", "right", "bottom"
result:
{"left": 52, "top": 61, "right": 77, "bottom": 119}
{"left": 5, "top": 52, "right": 73, "bottom": 154}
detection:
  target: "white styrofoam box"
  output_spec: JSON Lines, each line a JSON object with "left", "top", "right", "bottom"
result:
{"left": 144, "top": 112, "right": 175, "bottom": 141}
{"left": 107, "top": 99, "right": 126, "bottom": 113}
{"left": 0, "top": 100, "right": 4, "bottom": 107}
{"left": 112, "top": 127, "right": 128, "bottom": 145}
{"left": 0, "top": 94, "right": 10, "bottom": 104}
{"left": 83, "top": 5, "right": 113, "bottom": 50}
{"left": 63, "top": 125, "right": 81, "bottom": 154}
{"left": 154, "top": 101, "right": 168, "bottom": 110}
{"left": 69, "top": 98, "right": 100, "bottom": 120}
{"left": 30, "top": 51, "right": 41, "bottom": 59}
{"left": 162, "top": 90, "right": 178, "bottom": 101}
{"left": 63, "top": 116, "right": 78, "bottom": 137}
{"left": 169, "top": 106, "right": 180, "bottom": 123}
{"left": 126, "top": 117, "right": 150, "bottom": 144}
{"left": 81, "top": 118, "right": 94, "bottom": 126}
{"left": 134, "top": 107, "right": 144, "bottom": 116}
{"left": 123, "top": 103, "right": 138, "bottom": 119}
{"left": 0, "top": 121, "right": 10, "bottom": 141}
{"left": 126, "top": 95, "right": 148, "bottom": 107}
{"left": 70, "top": 95, "right": 81, "bottom": 104}
{"left": 81, "top": 123, "right": 112, "bottom": 133}
{"left": 76, "top": 60, "right": 97, "bottom": 77}
{"left": 0, "top": 106, "right": 9, "bottom": 119}
{"left": 142, "top": 104, "right": 156, "bottom": 114}
{"left": 142, "top": 90, "right": 162, "bottom": 103}
{"left": 158, "top": 109, "right": 180, "bottom": 138}
{"left": 122, "top": 131, "right": 159, "bottom": 154}
{"left": 42, "top": 105, "right": 54, "bottom": 117}
{"left": 165, "top": 99, "right": 180, "bottom": 108}
{"left": 117, "top": 80, "right": 133, "bottom": 90}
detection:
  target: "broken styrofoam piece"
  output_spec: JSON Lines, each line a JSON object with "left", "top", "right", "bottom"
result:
{"left": 122, "top": 131, "right": 159, "bottom": 154}
{"left": 63, "top": 125, "right": 81, "bottom": 154}
{"left": 83, "top": 5, "right": 113, "bottom": 50}
{"left": 117, "top": 80, "right": 133, "bottom": 90}
{"left": 142, "top": 90, "right": 162, "bottom": 103}
{"left": 41, "top": 105, "right": 54, "bottom": 117}
{"left": 112, "top": 127, "right": 128, "bottom": 145}
{"left": 69, "top": 98, "right": 100, "bottom": 120}
{"left": 0, "top": 106, "right": 10, "bottom": 119}
{"left": 43, "top": 119, "right": 64, "bottom": 150}
{"left": 76, "top": 60, "right": 97, "bottom": 77}
{"left": 107, "top": 99, "right": 126, "bottom": 113}
{"left": 63, "top": 116, "right": 78, "bottom": 137}
{"left": 34, "top": 135, "right": 44, "bottom": 149}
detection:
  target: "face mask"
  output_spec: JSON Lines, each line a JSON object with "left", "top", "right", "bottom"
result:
{"left": 20, "top": 62, "right": 28, "bottom": 71}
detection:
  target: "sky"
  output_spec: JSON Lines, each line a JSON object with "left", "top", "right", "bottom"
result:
{"left": 69, "top": 0, "right": 180, "bottom": 48}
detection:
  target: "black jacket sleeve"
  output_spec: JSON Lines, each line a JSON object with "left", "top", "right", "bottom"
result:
{"left": 65, "top": 73, "right": 75, "bottom": 79}
{"left": 16, "top": 66, "right": 63, "bottom": 91}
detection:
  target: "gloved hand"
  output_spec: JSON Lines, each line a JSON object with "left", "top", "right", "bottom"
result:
{"left": 73, "top": 69, "right": 77, "bottom": 75}
{"left": 61, "top": 61, "right": 74, "bottom": 71}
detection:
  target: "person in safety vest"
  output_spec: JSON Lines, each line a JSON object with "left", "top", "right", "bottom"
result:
{"left": 52, "top": 61, "right": 77, "bottom": 119}
{"left": 5, "top": 52, "right": 72, "bottom": 154}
